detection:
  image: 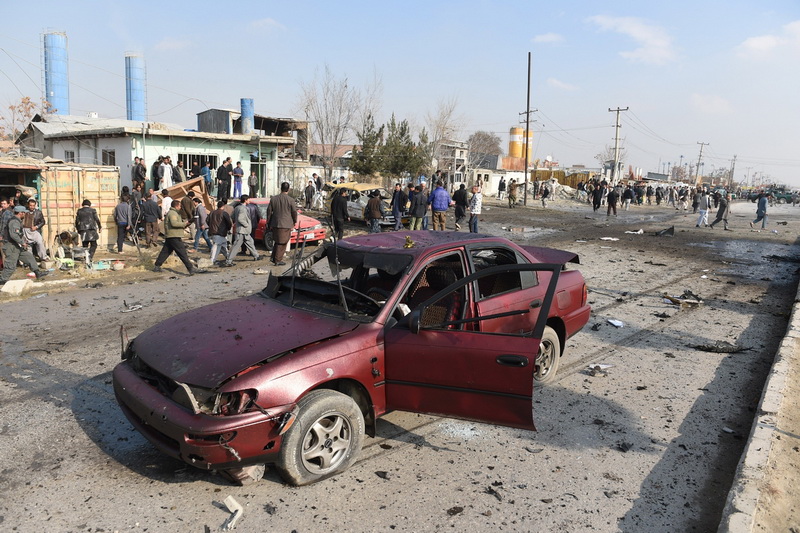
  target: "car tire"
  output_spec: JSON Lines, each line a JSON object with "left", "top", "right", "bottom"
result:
{"left": 779, "top": 198, "right": 786, "bottom": 204}
{"left": 275, "top": 389, "right": 365, "bottom": 486}
{"left": 263, "top": 231, "right": 275, "bottom": 251}
{"left": 534, "top": 326, "right": 561, "bottom": 384}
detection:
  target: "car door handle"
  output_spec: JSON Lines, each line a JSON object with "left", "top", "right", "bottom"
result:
{"left": 496, "top": 354, "right": 529, "bottom": 367}
{"left": 529, "top": 299, "right": 542, "bottom": 309}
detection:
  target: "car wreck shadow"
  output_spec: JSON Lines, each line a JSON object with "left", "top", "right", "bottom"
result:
{"left": 526, "top": 384, "right": 656, "bottom": 453}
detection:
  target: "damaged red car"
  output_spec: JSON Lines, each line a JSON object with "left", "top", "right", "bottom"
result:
{"left": 112, "top": 231, "right": 590, "bottom": 485}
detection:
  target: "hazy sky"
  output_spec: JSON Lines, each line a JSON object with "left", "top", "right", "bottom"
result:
{"left": 1, "top": 1, "right": 798, "bottom": 185}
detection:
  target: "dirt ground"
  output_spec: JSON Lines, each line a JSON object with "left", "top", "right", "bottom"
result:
{"left": 0, "top": 193, "right": 798, "bottom": 532}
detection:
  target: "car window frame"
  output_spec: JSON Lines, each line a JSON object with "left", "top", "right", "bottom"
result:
{"left": 465, "top": 244, "right": 538, "bottom": 302}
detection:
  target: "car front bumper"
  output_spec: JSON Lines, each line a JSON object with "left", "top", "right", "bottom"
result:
{"left": 113, "top": 361, "right": 293, "bottom": 471}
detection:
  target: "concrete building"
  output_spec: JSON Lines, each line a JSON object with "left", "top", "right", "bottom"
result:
{"left": 18, "top": 109, "right": 307, "bottom": 198}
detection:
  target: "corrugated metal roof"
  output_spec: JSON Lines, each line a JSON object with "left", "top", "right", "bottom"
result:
{"left": 30, "top": 114, "right": 295, "bottom": 144}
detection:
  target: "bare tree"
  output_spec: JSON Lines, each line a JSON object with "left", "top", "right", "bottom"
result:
{"left": 423, "top": 96, "right": 463, "bottom": 175}
{"left": 464, "top": 130, "right": 503, "bottom": 185}
{"left": 298, "top": 65, "right": 359, "bottom": 179}
{"left": 0, "top": 96, "right": 49, "bottom": 141}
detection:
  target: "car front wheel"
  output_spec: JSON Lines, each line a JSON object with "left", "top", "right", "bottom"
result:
{"left": 534, "top": 326, "right": 561, "bottom": 384}
{"left": 263, "top": 231, "right": 275, "bottom": 251}
{"left": 276, "top": 390, "right": 365, "bottom": 486}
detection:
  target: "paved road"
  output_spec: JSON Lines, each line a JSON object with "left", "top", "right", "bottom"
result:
{"left": 0, "top": 200, "right": 797, "bottom": 532}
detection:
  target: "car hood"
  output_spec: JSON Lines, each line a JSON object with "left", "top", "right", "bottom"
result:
{"left": 132, "top": 294, "right": 358, "bottom": 388}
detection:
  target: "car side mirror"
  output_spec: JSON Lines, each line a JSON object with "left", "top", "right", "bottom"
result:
{"left": 409, "top": 310, "right": 421, "bottom": 334}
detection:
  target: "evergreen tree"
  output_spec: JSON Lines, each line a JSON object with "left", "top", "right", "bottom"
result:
{"left": 350, "top": 113, "right": 384, "bottom": 177}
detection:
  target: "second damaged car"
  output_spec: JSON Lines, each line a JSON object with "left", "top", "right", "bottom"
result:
{"left": 113, "top": 231, "right": 590, "bottom": 485}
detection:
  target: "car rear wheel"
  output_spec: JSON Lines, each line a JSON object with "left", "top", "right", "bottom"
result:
{"left": 263, "top": 231, "right": 275, "bottom": 251}
{"left": 276, "top": 390, "right": 365, "bottom": 486}
{"left": 534, "top": 326, "right": 561, "bottom": 384}
{"left": 779, "top": 198, "right": 787, "bottom": 204}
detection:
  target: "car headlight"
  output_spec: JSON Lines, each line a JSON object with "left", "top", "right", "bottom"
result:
{"left": 213, "top": 389, "right": 258, "bottom": 416}
{"left": 305, "top": 224, "right": 323, "bottom": 231}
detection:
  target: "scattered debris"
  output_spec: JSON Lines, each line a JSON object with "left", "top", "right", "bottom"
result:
{"left": 121, "top": 300, "right": 143, "bottom": 313}
{"left": 663, "top": 290, "right": 703, "bottom": 306}
{"left": 776, "top": 221, "right": 788, "bottom": 225}
{"left": 253, "top": 268, "right": 271, "bottom": 275}
{"left": 604, "top": 490, "right": 619, "bottom": 498}
{"left": 600, "top": 237, "right": 619, "bottom": 241}
{"left": 69, "top": 299, "right": 79, "bottom": 306}
{"left": 375, "top": 471, "right": 390, "bottom": 480}
{"left": 691, "top": 341, "right": 750, "bottom": 353}
{"left": 447, "top": 506, "right": 464, "bottom": 516}
{"left": 221, "top": 495, "right": 243, "bottom": 531}
{"left": 607, "top": 319, "right": 624, "bottom": 328}
{"left": 654, "top": 226, "right": 674, "bottom": 237}
{"left": 379, "top": 443, "right": 393, "bottom": 450}
{"left": 484, "top": 486, "right": 503, "bottom": 501}
{"left": 591, "top": 323, "right": 602, "bottom": 331}
{"left": 541, "top": 498, "right": 553, "bottom": 504}
{"left": 624, "top": 229, "right": 644, "bottom": 235}
{"left": 585, "top": 364, "right": 612, "bottom": 377}
{"left": 636, "top": 385, "right": 648, "bottom": 391}
{"left": 524, "top": 447, "right": 544, "bottom": 454}
{"left": 645, "top": 261, "right": 667, "bottom": 266}
{"left": 722, "top": 427, "right": 735, "bottom": 434}
{"left": 575, "top": 239, "right": 587, "bottom": 243}
{"left": 616, "top": 442, "right": 634, "bottom": 453}
{"left": 653, "top": 312, "right": 670, "bottom": 319}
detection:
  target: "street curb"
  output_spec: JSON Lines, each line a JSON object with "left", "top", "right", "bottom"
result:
{"left": 717, "top": 287, "right": 800, "bottom": 532}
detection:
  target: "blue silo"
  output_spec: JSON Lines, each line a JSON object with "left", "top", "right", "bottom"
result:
{"left": 125, "top": 52, "right": 147, "bottom": 121}
{"left": 43, "top": 31, "right": 70, "bottom": 115}
{"left": 240, "top": 98, "right": 254, "bottom": 134}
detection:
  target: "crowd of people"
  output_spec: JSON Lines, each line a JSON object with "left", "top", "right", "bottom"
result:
{"left": 0, "top": 160, "right": 785, "bottom": 287}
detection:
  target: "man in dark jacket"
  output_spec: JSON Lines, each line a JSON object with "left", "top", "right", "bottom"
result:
{"left": 1, "top": 206, "right": 48, "bottom": 285}
{"left": 409, "top": 185, "right": 428, "bottom": 230}
{"left": 331, "top": 188, "right": 350, "bottom": 240}
{"left": 304, "top": 180, "right": 315, "bottom": 210}
{"left": 452, "top": 184, "right": 468, "bottom": 230}
{"left": 390, "top": 183, "right": 408, "bottom": 231}
{"left": 606, "top": 185, "right": 619, "bottom": 217}
{"left": 266, "top": 182, "right": 298, "bottom": 265}
{"left": 216, "top": 158, "right": 232, "bottom": 203}
{"left": 141, "top": 193, "right": 162, "bottom": 247}
{"left": 75, "top": 199, "right": 102, "bottom": 262}
{"left": 365, "top": 190, "right": 384, "bottom": 234}
{"left": 207, "top": 200, "right": 232, "bottom": 264}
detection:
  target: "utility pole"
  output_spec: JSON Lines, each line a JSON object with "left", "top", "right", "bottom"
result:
{"left": 608, "top": 107, "right": 628, "bottom": 184}
{"left": 695, "top": 142, "right": 709, "bottom": 186}
{"left": 729, "top": 155, "right": 737, "bottom": 188}
{"left": 521, "top": 52, "right": 532, "bottom": 206}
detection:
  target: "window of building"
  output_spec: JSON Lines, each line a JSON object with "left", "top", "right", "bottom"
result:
{"left": 63, "top": 150, "right": 75, "bottom": 163}
{"left": 178, "top": 153, "right": 218, "bottom": 170}
{"left": 101, "top": 149, "right": 116, "bottom": 166}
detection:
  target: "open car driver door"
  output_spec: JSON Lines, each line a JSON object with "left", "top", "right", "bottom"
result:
{"left": 383, "top": 263, "right": 563, "bottom": 430}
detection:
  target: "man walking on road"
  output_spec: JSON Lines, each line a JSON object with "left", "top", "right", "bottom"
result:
{"left": 266, "top": 182, "right": 297, "bottom": 266}
{"left": 751, "top": 193, "right": 770, "bottom": 230}
{"left": 225, "top": 195, "right": 261, "bottom": 266}
{"left": 207, "top": 200, "right": 232, "bottom": 264}
{"left": 709, "top": 193, "right": 731, "bottom": 230}
{"left": 153, "top": 201, "right": 205, "bottom": 275}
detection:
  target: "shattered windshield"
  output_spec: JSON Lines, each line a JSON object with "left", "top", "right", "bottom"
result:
{"left": 259, "top": 246, "right": 414, "bottom": 322}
